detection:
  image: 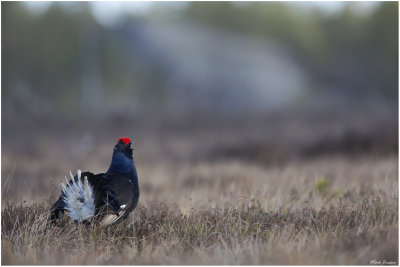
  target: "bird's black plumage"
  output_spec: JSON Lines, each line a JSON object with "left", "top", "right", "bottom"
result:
{"left": 50, "top": 138, "right": 139, "bottom": 227}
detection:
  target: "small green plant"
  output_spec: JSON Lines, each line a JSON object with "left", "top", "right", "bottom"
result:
{"left": 314, "top": 177, "right": 330, "bottom": 196}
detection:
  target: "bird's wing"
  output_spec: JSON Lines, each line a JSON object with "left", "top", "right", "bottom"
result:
{"left": 98, "top": 210, "right": 126, "bottom": 227}
{"left": 102, "top": 189, "right": 121, "bottom": 216}
{"left": 96, "top": 177, "right": 136, "bottom": 227}
{"left": 97, "top": 191, "right": 131, "bottom": 227}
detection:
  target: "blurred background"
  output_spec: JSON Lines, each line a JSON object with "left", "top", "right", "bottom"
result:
{"left": 2, "top": 1, "right": 398, "bottom": 204}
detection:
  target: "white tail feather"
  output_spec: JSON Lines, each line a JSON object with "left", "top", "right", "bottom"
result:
{"left": 61, "top": 170, "right": 95, "bottom": 222}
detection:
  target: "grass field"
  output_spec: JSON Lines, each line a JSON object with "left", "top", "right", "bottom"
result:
{"left": 2, "top": 152, "right": 398, "bottom": 264}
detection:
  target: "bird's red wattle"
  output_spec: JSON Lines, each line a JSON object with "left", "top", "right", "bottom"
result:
{"left": 118, "top": 137, "right": 131, "bottom": 144}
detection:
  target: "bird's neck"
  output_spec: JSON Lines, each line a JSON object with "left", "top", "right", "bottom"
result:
{"left": 107, "top": 152, "right": 138, "bottom": 184}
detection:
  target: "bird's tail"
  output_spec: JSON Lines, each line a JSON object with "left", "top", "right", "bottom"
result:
{"left": 61, "top": 170, "right": 95, "bottom": 222}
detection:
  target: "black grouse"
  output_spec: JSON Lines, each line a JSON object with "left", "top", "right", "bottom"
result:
{"left": 50, "top": 137, "right": 139, "bottom": 227}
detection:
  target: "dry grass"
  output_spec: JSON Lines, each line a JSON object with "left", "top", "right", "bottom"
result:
{"left": 1, "top": 155, "right": 398, "bottom": 265}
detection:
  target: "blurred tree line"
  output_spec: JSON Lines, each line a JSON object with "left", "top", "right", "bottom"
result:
{"left": 2, "top": 2, "right": 136, "bottom": 119}
{"left": 184, "top": 2, "right": 398, "bottom": 100}
{"left": 2, "top": 2, "right": 398, "bottom": 122}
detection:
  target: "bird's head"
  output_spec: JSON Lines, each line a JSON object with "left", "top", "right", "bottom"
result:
{"left": 114, "top": 137, "right": 134, "bottom": 158}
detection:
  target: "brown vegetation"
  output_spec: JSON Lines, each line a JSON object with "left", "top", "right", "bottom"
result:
{"left": 2, "top": 154, "right": 398, "bottom": 264}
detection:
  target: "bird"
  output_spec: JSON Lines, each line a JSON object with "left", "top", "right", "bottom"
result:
{"left": 50, "top": 137, "right": 139, "bottom": 227}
